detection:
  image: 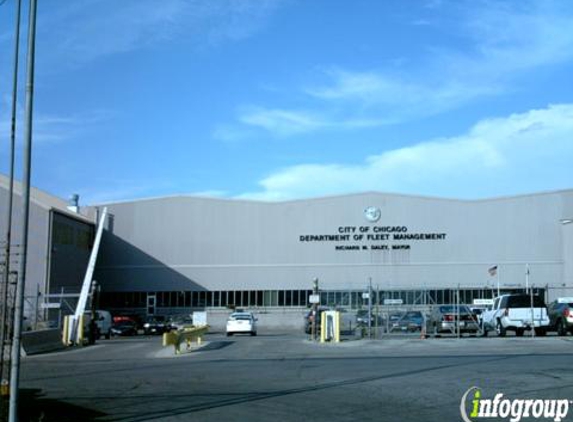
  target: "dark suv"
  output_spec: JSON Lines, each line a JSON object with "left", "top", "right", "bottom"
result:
{"left": 548, "top": 299, "right": 573, "bottom": 336}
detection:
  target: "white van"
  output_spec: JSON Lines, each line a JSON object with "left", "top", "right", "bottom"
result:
{"left": 95, "top": 310, "right": 112, "bottom": 339}
{"left": 84, "top": 310, "right": 113, "bottom": 339}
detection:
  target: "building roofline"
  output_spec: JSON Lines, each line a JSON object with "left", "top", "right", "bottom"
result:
{"left": 88, "top": 187, "right": 573, "bottom": 207}
{"left": 0, "top": 173, "right": 94, "bottom": 223}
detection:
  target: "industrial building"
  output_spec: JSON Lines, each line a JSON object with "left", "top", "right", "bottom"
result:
{"left": 1, "top": 173, "right": 573, "bottom": 320}
{"left": 92, "top": 189, "right": 573, "bottom": 316}
{"left": 0, "top": 174, "right": 94, "bottom": 325}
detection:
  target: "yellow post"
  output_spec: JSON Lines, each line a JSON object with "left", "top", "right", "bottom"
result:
{"left": 78, "top": 314, "right": 85, "bottom": 345}
{"left": 62, "top": 315, "right": 69, "bottom": 346}
{"left": 1, "top": 379, "right": 9, "bottom": 397}
{"left": 320, "top": 311, "right": 326, "bottom": 343}
{"left": 334, "top": 311, "right": 341, "bottom": 343}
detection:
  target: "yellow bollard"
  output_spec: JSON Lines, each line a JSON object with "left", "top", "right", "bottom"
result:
{"left": 335, "top": 311, "right": 341, "bottom": 343}
{"left": 62, "top": 315, "right": 69, "bottom": 346}
{"left": 78, "top": 314, "right": 85, "bottom": 345}
{"left": 1, "top": 379, "right": 9, "bottom": 397}
{"left": 320, "top": 311, "right": 326, "bottom": 343}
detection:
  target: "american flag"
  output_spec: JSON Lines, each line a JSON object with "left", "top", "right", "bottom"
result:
{"left": 488, "top": 265, "right": 498, "bottom": 276}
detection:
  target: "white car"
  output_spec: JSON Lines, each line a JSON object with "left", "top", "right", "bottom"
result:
{"left": 226, "top": 312, "right": 257, "bottom": 336}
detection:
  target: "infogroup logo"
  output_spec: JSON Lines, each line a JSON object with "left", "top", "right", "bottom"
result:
{"left": 460, "top": 387, "right": 570, "bottom": 422}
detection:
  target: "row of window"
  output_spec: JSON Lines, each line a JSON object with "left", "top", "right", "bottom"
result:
{"left": 99, "top": 287, "right": 546, "bottom": 309}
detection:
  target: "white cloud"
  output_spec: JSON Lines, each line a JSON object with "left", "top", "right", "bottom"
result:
{"left": 0, "top": 98, "right": 115, "bottom": 145}
{"left": 238, "top": 108, "right": 328, "bottom": 137}
{"left": 42, "top": 0, "right": 287, "bottom": 64}
{"left": 233, "top": 106, "right": 392, "bottom": 138}
{"left": 238, "top": 104, "right": 573, "bottom": 201}
{"left": 226, "top": 1, "right": 573, "bottom": 138}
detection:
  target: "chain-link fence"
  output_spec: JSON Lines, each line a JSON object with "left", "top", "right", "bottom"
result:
{"left": 315, "top": 285, "right": 555, "bottom": 339}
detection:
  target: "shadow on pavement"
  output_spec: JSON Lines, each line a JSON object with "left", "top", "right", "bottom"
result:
{"left": 19, "top": 388, "right": 106, "bottom": 422}
{"left": 197, "top": 341, "right": 234, "bottom": 352}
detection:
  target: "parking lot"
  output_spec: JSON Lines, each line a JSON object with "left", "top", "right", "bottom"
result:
{"left": 19, "top": 330, "right": 573, "bottom": 422}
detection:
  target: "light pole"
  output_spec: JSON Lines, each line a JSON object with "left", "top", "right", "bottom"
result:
{"left": 0, "top": 0, "right": 22, "bottom": 407}
{"left": 9, "top": 1, "right": 38, "bottom": 421}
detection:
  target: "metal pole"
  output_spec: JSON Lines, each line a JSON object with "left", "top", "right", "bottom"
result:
{"left": 456, "top": 285, "right": 460, "bottom": 339}
{"left": 367, "top": 278, "right": 372, "bottom": 339}
{"left": 9, "top": 1, "right": 38, "bottom": 421}
{"left": 375, "top": 285, "right": 379, "bottom": 338}
{"left": 312, "top": 278, "right": 318, "bottom": 341}
{"left": 530, "top": 284, "right": 535, "bottom": 339}
{"left": 1, "top": 0, "right": 23, "bottom": 399}
{"left": 34, "top": 284, "right": 40, "bottom": 330}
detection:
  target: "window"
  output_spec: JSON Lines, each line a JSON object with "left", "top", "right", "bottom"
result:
{"left": 292, "top": 290, "right": 300, "bottom": 307}
{"left": 285, "top": 290, "right": 292, "bottom": 306}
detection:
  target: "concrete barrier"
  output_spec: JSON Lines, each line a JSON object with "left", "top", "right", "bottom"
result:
{"left": 21, "top": 329, "right": 65, "bottom": 356}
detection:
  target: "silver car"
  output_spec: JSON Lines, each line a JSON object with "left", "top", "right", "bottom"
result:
{"left": 428, "top": 305, "right": 480, "bottom": 336}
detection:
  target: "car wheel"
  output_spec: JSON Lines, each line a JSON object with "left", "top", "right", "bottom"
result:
{"left": 496, "top": 321, "right": 506, "bottom": 337}
{"left": 557, "top": 319, "right": 567, "bottom": 336}
{"left": 535, "top": 328, "right": 546, "bottom": 337}
{"left": 515, "top": 328, "right": 524, "bottom": 337}
{"left": 433, "top": 324, "right": 441, "bottom": 338}
{"left": 105, "top": 330, "right": 111, "bottom": 340}
{"left": 226, "top": 332, "right": 232, "bottom": 337}
{"left": 250, "top": 331, "right": 257, "bottom": 336}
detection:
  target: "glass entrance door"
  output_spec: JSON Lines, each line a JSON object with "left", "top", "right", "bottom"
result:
{"left": 147, "top": 293, "right": 156, "bottom": 316}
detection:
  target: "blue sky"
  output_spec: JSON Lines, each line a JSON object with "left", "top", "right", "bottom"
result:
{"left": 1, "top": 0, "right": 572, "bottom": 204}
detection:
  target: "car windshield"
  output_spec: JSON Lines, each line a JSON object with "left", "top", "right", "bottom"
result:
{"left": 438, "top": 306, "right": 471, "bottom": 314}
{"left": 232, "top": 314, "right": 252, "bottom": 320}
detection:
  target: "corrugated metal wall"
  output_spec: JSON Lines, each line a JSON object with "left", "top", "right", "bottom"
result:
{"left": 93, "top": 191, "right": 573, "bottom": 295}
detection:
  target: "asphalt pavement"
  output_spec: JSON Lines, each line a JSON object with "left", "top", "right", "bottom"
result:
{"left": 18, "top": 331, "right": 573, "bottom": 422}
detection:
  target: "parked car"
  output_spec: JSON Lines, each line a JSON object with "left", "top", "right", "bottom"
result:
{"left": 388, "top": 311, "right": 424, "bottom": 332}
{"left": 547, "top": 298, "right": 573, "bottom": 336}
{"left": 113, "top": 314, "right": 142, "bottom": 329}
{"left": 428, "top": 305, "right": 480, "bottom": 336}
{"left": 168, "top": 315, "right": 194, "bottom": 331}
{"left": 481, "top": 294, "right": 550, "bottom": 336}
{"left": 356, "top": 309, "right": 376, "bottom": 327}
{"left": 226, "top": 312, "right": 257, "bottom": 336}
{"left": 469, "top": 307, "right": 487, "bottom": 325}
{"left": 304, "top": 307, "right": 329, "bottom": 334}
{"left": 143, "top": 315, "right": 168, "bottom": 335}
{"left": 110, "top": 321, "right": 138, "bottom": 336}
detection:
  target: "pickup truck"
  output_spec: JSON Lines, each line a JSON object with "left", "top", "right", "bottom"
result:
{"left": 481, "top": 294, "right": 550, "bottom": 336}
